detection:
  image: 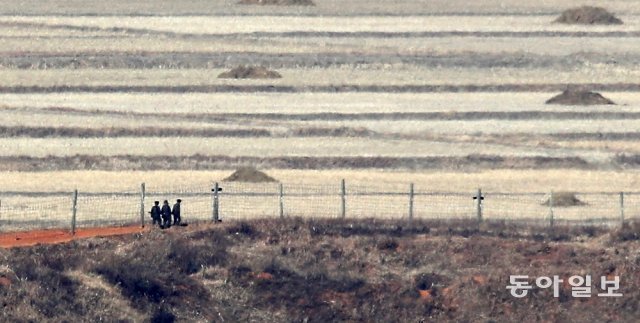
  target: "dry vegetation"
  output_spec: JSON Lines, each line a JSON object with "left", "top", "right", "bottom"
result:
{"left": 238, "top": 0, "right": 314, "bottom": 6}
{"left": 0, "top": 0, "right": 637, "bottom": 16}
{"left": 3, "top": 135, "right": 623, "bottom": 162}
{"left": 218, "top": 66, "right": 282, "bottom": 79}
{"left": 4, "top": 169, "right": 640, "bottom": 193}
{"left": 555, "top": 6, "right": 623, "bottom": 25}
{"left": 546, "top": 90, "right": 616, "bottom": 105}
{"left": 1, "top": 36, "right": 639, "bottom": 57}
{"left": 1, "top": 0, "right": 639, "bottom": 319}
{"left": 1, "top": 218, "right": 639, "bottom": 322}
{"left": 2, "top": 92, "right": 639, "bottom": 114}
{"left": 541, "top": 192, "right": 586, "bottom": 207}
{"left": 224, "top": 166, "right": 278, "bottom": 182}
{"left": 4, "top": 67, "right": 640, "bottom": 87}
{"left": 2, "top": 15, "right": 638, "bottom": 35}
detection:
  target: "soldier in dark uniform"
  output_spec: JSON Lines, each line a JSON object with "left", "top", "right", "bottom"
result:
{"left": 172, "top": 199, "right": 182, "bottom": 226}
{"left": 149, "top": 201, "right": 162, "bottom": 227}
{"left": 161, "top": 200, "right": 172, "bottom": 229}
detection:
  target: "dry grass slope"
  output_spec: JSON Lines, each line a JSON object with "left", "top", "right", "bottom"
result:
{"left": 1, "top": 219, "right": 639, "bottom": 322}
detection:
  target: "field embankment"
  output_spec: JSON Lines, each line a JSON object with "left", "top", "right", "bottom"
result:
{"left": 1, "top": 218, "right": 639, "bottom": 322}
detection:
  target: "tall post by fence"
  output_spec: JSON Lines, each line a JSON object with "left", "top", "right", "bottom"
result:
{"left": 408, "top": 183, "right": 415, "bottom": 221}
{"left": 340, "top": 179, "right": 346, "bottom": 218}
{"left": 279, "top": 183, "right": 284, "bottom": 219}
{"left": 476, "top": 188, "right": 482, "bottom": 223}
{"left": 71, "top": 189, "right": 78, "bottom": 235}
{"left": 548, "top": 190, "right": 554, "bottom": 227}
{"left": 620, "top": 192, "right": 625, "bottom": 227}
{"left": 212, "top": 182, "right": 220, "bottom": 222}
{"left": 139, "top": 183, "right": 146, "bottom": 228}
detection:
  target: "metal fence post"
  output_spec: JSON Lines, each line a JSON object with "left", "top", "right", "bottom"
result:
{"left": 279, "top": 183, "right": 284, "bottom": 219}
{"left": 620, "top": 192, "right": 625, "bottom": 227}
{"left": 476, "top": 188, "right": 483, "bottom": 223}
{"left": 71, "top": 189, "right": 78, "bottom": 235}
{"left": 548, "top": 190, "right": 554, "bottom": 227}
{"left": 340, "top": 179, "right": 346, "bottom": 218}
{"left": 140, "top": 183, "right": 146, "bottom": 228}
{"left": 212, "top": 182, "right": 220, "bottom": 222}
{"left": 408, "top": 183, "right": 414, "bottom": 221}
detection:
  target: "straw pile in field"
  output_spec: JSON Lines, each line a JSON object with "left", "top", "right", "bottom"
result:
{"left": 224, "top": 167, "right": 277, "bottom": 183}
{"left": 545, "top": 90, "right": 615, "bottom": 105}
{"left": 218, "top": 66, "right": 282, "bottom": 79}
{"left": 541, "top": 192, "right": 586, "bottom": 207}
{"left": 555, "top": 6, "right": 623, "bottom": 25}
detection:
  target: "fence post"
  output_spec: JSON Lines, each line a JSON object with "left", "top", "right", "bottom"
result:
{"left": 140, "top": 183, "right": 146, "bottom": 228}
{"left": 408, "top": 183, "right": 414, "bottom": 221}
{"left": 340, "top": 179, "right": 346, "bottom": 218}
{"left": 212, "top": 182, "right": 220, "bottom": 222}
{"left": 548, "top": 190, "right": 554, "bottom": 227}
{"left": 476, "top": 188, "right": 483, "bottom": 223}
{"left": 279, "top": 183, "right": 285, "bottom": 219}
{"left": 620, "top": 192, "right": 625, "bottom": 227}
{"left": 71, "top": 189, "right": 78, "bottom": 235}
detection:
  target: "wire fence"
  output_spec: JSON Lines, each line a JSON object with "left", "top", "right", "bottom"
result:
{"left": 1, "top": 180, "right": 639, "bottom": 233}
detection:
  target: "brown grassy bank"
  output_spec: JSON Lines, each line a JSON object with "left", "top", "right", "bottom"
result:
{"left": 0, "top": 218, "right": 638, "bottom": 322}
{"left": 0, "top": 83, "right": 640, "bottom": 93}
{"left": 0, "top": 155, "right": 592, "bottom": 171}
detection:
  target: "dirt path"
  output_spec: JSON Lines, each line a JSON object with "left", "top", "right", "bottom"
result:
{"left": 0, "top": 225, "right": 147, "bottom": 248}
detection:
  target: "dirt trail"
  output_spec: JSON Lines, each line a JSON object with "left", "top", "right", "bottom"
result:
{"left": 0, "top": 225, "right": 146, "bottom": 248}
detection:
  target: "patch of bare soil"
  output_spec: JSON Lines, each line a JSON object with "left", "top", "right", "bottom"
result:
{"left": 218, "top": 66, "right": 282, "bottom": 79}
{"left": 545, "top": 90, "right": 615, "bottom": 105}
{"left": 223, "top": 166, "right": 277, "bottom": 183}
{"left": 238, "top": 0, "right": 314, "bottom": 6}
{"left": 541, "top": 191, "right": 586, "bottom": 207}
{"left": 555, "top": 6, "right": 623, "bottom": 25}
{"left": 0, "top": 226, "right": 147, "bottom": 248}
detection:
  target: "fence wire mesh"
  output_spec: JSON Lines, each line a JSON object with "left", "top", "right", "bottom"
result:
{"left": 0, "top": 195, "right": 71, "bottom": 231}
{"left": 1, "top": 182, "right": 640, "bottom": 233}
{"left": 76, "top": 193, "right": 139, "bottom": 228}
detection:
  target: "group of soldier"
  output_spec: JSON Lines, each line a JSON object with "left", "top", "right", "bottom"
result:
{"left": 149, "top": 199, "right": 181, "bottom": 229}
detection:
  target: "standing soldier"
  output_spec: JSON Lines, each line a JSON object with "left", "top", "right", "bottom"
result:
{"left": 161, "top": 200, "right": 172, "bottom": 229}
{"left": 172, "top": 199, "right": 182, "bottom": 226}
{"left": 149, "top": 201, "right": 162, "bottom": 227}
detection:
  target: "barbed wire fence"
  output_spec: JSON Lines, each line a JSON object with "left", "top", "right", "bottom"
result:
{"left": 0, "top": 180, "right": 639, "bottom": 234}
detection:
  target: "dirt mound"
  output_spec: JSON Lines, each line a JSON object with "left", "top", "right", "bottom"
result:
{"left": 541, "top": 192, "right": 586, "bottom": 207}
{"left": 555, "top": 6, "right": 623, "bottom": 25}
{"left": 238, "top": 0, "right": 314, "bottom": 6}
{"left": 224, "top": 167, "right": 277, "bottom": 183}
{"left": 218, "top": 66, "right": 282, "bottom": 79}
{"left": 545, "top": 90, "right": 615, "bottom": 105}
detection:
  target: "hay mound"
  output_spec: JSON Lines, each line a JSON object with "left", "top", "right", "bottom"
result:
{"left": 238, "top": 0, "right": 314, "bottom": 5}
{"left": 224, "top": 167, "right": 277, "bottom": 183}
{"left": 555, "top": 6, "right": 623, "bottom": 25}
{"left": 541, "top": 192, "right": 586, "bottom": 207}
{"left": 218, "top": 66, "right": 282, "bottom": 79}
{"left": 545, "top": 90, "right": 615, "bottom": 106}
